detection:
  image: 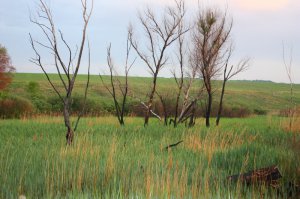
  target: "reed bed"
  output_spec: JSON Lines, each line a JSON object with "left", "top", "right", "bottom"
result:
{"left": 0, "top": 116, "right": 299, "bottom": 198}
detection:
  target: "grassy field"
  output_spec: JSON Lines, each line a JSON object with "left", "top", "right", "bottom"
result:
{"left": 2, "top": 73, "right": 300, "bottom": 116}
{"left": 0, "top": 116, "right": 299, "bottom": 198}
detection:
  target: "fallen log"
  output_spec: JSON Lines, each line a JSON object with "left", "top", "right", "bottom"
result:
{"left": 227, "top": 165, "right": 282, "bottom": 186}
{"left": 165, "top": 140, "right": 183, "bottom": 150}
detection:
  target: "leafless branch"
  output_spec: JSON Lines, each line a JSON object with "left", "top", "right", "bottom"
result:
{"left": 29, "top": 0, "right": 93, "bottom": 145}
{"left": 128, "top": 0, "right": 188, "bottom": 126}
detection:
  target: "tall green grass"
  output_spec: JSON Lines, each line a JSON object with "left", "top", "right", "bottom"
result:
{"left": 0, "top": 116, "right": 299, "bottom": 198}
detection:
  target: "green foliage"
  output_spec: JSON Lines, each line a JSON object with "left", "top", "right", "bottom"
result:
{"left": 253, "top": 108, "right": 267, "bottom": 115}
{"left": 26, "top": 81, "right": 40, "bottom": 95}
{"left": 0, "top": 116, "right": 298, "bottom": 198}
{"left": 2, "top": 73, "right": 300, "bottom": 118}
{"left": 71, "top": 94, "right": 103, "bottom": 115}
{"left": 0, "top": 45, "right": 7, "bottom": 54}
{"left": 47, "top": 96, "right": 63, "bottom": 112}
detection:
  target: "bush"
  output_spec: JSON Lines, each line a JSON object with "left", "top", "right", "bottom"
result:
{"left": 71, "top": 95, "right": 102, "bottom": 115}
{"left": 253, "top": 108, "right": 267, "bottom": 115}
{"left": 47, "top": 95, "right": 104, "bottom": 116}
{"left": 31, "top": 96, "right": 51, "bottom": 113}
{"left": 47, "top": 96, "right": 63, "bottom": 112}
{"left": 27, "top": 81, "right": 40, "bottom": 95}
{"left": 0, "top": 96, "right": 34, "bottom": 118}
{"left": 208, "top": 104, "right": 252, "bottom": 118}
{"left": 279, "top": 106, "right": 300, "bottom": 117}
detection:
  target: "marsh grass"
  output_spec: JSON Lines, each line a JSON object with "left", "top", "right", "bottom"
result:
{"left": 0, "top": 116, "right": 299, "bottom": 198}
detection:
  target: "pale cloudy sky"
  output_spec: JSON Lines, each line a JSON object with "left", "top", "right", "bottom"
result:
{"left": 0, "top": 0, "right": 299, "bottom": 83}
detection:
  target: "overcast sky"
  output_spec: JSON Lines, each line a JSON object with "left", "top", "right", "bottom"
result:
{"left": 0, "top": 0, "right": 299, "bottom": 83}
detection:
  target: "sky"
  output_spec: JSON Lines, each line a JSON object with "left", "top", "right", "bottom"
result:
{"left": 0, "top": 0, "right": 299, "bottom": 83}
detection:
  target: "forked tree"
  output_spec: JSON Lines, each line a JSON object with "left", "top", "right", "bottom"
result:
{"left": 170, "top": 2, "right": 189, "bottom": 127}
{"left": 0, "top": 45, "right": 15, "bottom": 90}
{"left": 29, "top": 0, "right": 93, "bottom": 145}
{"left": 216, "top": 54, "right": 249, "bottom": 126}
{"left": 128, "top": 0, "right": 188, "bottom": 126}
{"left": 155, "top": 1, "right": 194, "bottom": 127}
{"left": 100, "top": 34, "right": 135, "bottom": 126}
{"left": 170, "top": 48, "right": 201, "bottom": 127}
{"left": 191, "top": 8, "right": 232, "bottom": 127}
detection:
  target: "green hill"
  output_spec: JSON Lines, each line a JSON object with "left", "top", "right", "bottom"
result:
{"left": 1, "top": 73, "right": 300, "bottom": 118}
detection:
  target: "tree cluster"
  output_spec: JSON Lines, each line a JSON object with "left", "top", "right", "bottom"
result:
{"left": 124, "top": 2, "right": 248, "bottom": 127}
{"left": 29, "top": 0, "right": 249, "bottom": 144}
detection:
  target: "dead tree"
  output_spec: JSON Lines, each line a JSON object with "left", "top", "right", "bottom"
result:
{"left": 100, "top": 34, "right": 135, "bottom": 126}
{"left": 282, "top": 43, "right": 296, "bottom": 143}
{"left": 29, "top": 0, "right": 93, "bottom": 145}
{"left": 191, "top": 8, "right": 232, "bottom": 127}
{"left": 128, "top": 0, "right": 188, "bottom": 126}
{"left": 176, "top": 64, "right": 203, "bottom": 125}
{"left": 171, "top": 2, "right": 189, "bottom": 127}
{"left": 216, "top": 53, "right": 249, "bottom": 126}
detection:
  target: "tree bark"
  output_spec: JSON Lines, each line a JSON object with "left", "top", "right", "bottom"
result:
{"left": 205, "top": 92, "right": 212, "bottom": 127}
{"left": 63, "top": 100, "right": 74, "bottom": 145}
{"left": 216, "top": 80, "right": 226, "bottom": 126}
{"left": 173, "top": 88, "right": 181, "bottom": 127}
{"left": 144, "top": 73, "right": 158, "bottom": 126}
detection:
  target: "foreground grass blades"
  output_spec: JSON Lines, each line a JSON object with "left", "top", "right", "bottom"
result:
{"left": 0, "top": 116, "right": 299, "bottom": 198}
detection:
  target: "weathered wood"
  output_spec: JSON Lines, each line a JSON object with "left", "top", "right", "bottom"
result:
{"left": 165, "top": 140, "right": 183, "bottom": 150}
{"left": 227, "top": 165, "right": 282, "bottom": 186}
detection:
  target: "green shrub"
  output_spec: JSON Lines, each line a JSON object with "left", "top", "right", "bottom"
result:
{"left": 71, "top": 95, "right": 102, "bottom": 115}
{"left": 254, "top": 108, "right": 267, "bottom": 115}
{"left": 47, "top": 96, "right": 63, "bottom": 112}
{"left": 27, "top": 81, "right": 40, "bottom": 95}
{"left": 208, "top": 104, "right": 252, "bottom": 118}
{"left": 31, "top": 96, "right": 51, "bottom": 112}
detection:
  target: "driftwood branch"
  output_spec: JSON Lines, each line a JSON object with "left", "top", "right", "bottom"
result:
{"left": 165, "top": 140, "right": 183, "bottom": 150}
{"left": 141, "top": 101, "right": 162, "bottom": 121}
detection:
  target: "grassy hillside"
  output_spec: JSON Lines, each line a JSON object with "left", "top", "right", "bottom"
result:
{"left": 1, "top": 73, "right": 300, "bottom": 117}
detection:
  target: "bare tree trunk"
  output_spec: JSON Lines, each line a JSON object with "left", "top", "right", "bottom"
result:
{"left": 156, "top": 91, "right": 169, "bottom": 126}
{"left": 188, "top": 101, "right": 196, "bottom": 127}
{"left": 190, "top": 8, "right": 234, "bottom": 128}
{"left": 206, "top": 92, "right": 212, "bottom": 127}
{"left": 100, "top": 37, "right": 134, "bottom": 126}
{"left": 216, "top": 80, "right": 226, "bottom": 126}
{"left": 128, "top": 1, "right": 187, "bottom": 127}
{"left": 63, "top": 100, "right": 73, "bottom": 145}
{"left": 216, "top": 59, "right": 248, "bottom": 126}
{"left": 173, "top": 84, "right": 182, "bottom": 127}
{"left": 30, "top": 0, "right": 93, "bottom": 145}
{"left": 145, "top": 74, "right": 158, "bottom": 126}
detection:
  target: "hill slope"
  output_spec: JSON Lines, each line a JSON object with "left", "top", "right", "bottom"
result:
{"left": 1, "top": 73, "right": 300, "bottom": 117}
